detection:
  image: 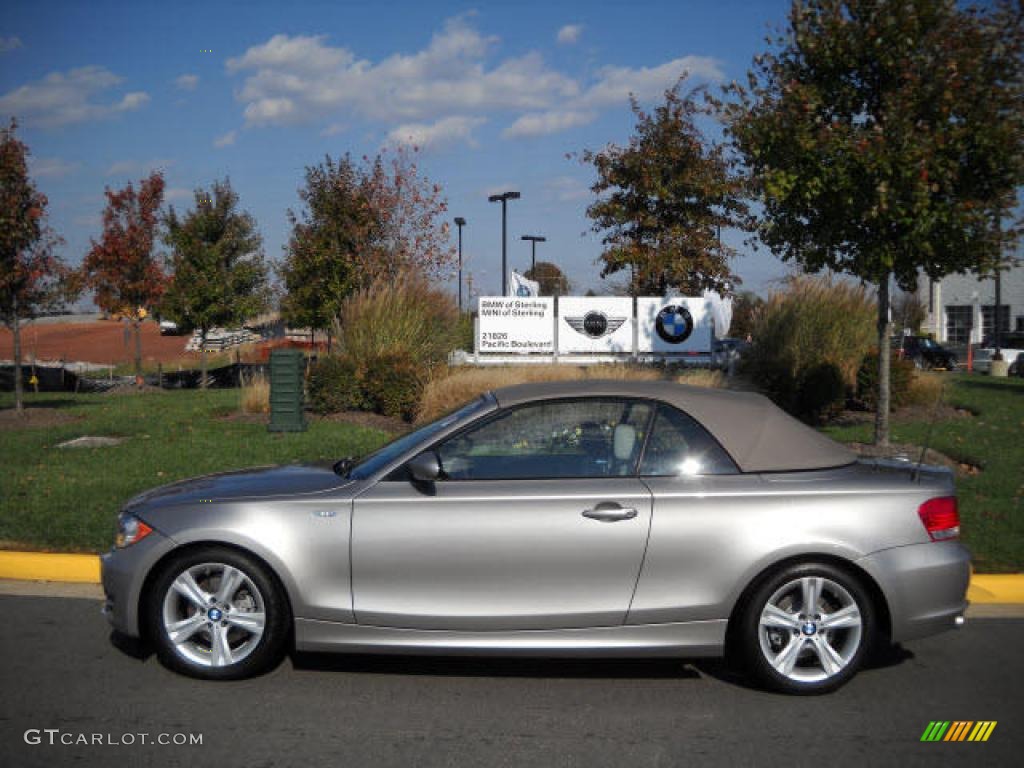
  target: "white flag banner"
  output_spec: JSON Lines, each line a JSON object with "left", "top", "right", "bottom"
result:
{"left": 703, "top": 290, "right": 733, "bottom": 339}
{"left": 508, "top": 270, "right": 540, "bottom": 297}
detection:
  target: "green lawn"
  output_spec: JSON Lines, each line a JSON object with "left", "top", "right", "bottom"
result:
{"left": 2, "top": 377, "right": 1021, "bottom": 571}
{"left": 0, "top": 390, "right": 389, "bottom": 552}
{"left": 824, "top": 374, "right": 1024, "bottom": 573}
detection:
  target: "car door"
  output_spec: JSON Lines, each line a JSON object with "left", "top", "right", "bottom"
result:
{"left": 351, "top": 397, "right": 654, "bottom": 631}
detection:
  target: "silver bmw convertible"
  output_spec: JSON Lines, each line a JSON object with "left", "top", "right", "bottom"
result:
{"left": 102, "top": 380, "right": 970, "bottom": 694}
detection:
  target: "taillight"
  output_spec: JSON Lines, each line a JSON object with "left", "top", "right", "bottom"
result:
{"left": 918, "top": 497, "right": 960, "bottom": 541}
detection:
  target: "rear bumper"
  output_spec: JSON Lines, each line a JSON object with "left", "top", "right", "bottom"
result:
{"left": 857, "top": 541, "right": 971, "bottom": 643}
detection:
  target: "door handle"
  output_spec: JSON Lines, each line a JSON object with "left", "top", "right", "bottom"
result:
{"left": 582, "top": 505, "right": 638, "bottom": 522}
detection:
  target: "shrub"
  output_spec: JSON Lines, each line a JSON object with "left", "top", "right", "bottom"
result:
{"left": 796, "top": 362, "right": 846, "bottom": 424}
{"left": 335, "top": 276, "right": 461, "bottom": 371}
{"left": 363, "top": 351, "right": 423, "bottom": 422}
{"left": 742, "top": 275, "right": 876, "bottom": 418}
{"left": 307, "top": 355, "right": 365, "bottom": 414}
{"left": 456, "top": 312, "right": 475, "bottom": 352}
{"left": 239, "top": 372, "right": 269, "bottom": 414}
{"left": 856, "top": 352, "right": 915, "bottom": 411}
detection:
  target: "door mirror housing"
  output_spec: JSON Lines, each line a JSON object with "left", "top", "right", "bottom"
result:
{"left": 408, "top": 451, "right": 441, "bottom": 483}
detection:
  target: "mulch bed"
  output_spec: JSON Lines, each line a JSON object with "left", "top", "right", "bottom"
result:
{"left": 312, "top": 410, "right": 410, "bottom": 434}
{"left": 847, "top": 441, "right": 981, "bottom": 477}
{"left": 0, "top": 407, "right": 84, "bottom": 430}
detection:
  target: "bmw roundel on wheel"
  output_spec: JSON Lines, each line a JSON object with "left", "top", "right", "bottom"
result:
{"left": 102, "top": 380, "right": 970, "bottom": 693}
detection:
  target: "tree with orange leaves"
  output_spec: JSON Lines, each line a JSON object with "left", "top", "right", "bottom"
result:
{"left": 0, "top": 119, "right": 74, "bottom": 413}
{"left": 80, "top": 171, "right": 166, "bottom": 382}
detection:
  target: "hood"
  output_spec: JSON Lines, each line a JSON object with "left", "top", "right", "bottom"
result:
{"left": 123, "top": 464, "right": 352, "bottom": 512}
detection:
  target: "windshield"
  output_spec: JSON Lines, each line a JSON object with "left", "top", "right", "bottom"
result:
{"left": 345, "top": 396, "right": 492, "bottom": 480}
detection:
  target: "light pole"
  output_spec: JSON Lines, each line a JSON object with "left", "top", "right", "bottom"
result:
{"left": 520, "top": 234, "right": 546, "bottom": 275}
{"left": 488, "top": 191, "right": 520, "bottom": 296}
{"left": 454, "top": 217, "right": 466, "bottom": 312}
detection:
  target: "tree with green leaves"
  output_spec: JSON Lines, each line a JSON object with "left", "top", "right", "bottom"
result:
{"left": 581, "top": 78, "right": 748, "bottom": 296}
{"left": 162, "top": 180, "right": 271, "bottom": 387}
{"left": 726, "top": 0, "right": 1024, "bottom": 445}
{"left": 524, "top": 261, "right": 571, "bottom": 296}
{"left": 279, "top": 146, "right": 454, "bottom": 346}
{"left": 279, "top": 155, "right": 369, "bottom": 346}
{"left": 80, "top": 171, "right": 166, "bottom": 382}
{"left": 0, "top": 119, "right": 74, "bottom": 413}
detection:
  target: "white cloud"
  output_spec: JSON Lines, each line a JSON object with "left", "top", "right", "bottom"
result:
{"left": 30, "top": 156, "right": 80, "bottom": 178}
{"left": 223, "top": 18, "right": 722, "bottom": 143}
{"left": 175, "top": 73, "right": 199, "bottom": 91}
{"left": 0, "top": 36, "right": 23, "bottom": 53}
{"left": 386, "top": 115, "right": 485, "bottom": 150}
{"left": 556, "top": 25, "right": 582, "bottom": 45}
{"left": 503, "top": 109, "right": 594, "bottom": 138}
{"left": 575, "top": 56, "right": 723, "bottom": 109}
{"left": 105, "top": 157, "right": 173, "bottom": 177}
{"left": 320, "top": 122, "right": 347, "bottom": 137}
{"left": 544, "top": 175, "right": 591, "bottom": 202}
{"left": 213, "top": 129, "right": 237, "bottom": 148}
{"left": 226, "top": 19, "right": 577, "bottom": 127}
{"left": 165, "top": 187, "right": 192, "bottom": 201}
{"left": 0, "top": 66, "right": 149, "bottom": 127}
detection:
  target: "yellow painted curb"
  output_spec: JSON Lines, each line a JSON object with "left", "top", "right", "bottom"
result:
{"left": 967, "top": 574, "right": 1024, "bottom": 604}
{"left": 0, "top": 551, "right": 1022, "bottom": 603}
{"left": 0, "top": 551, "right": 101, "bottom": 584}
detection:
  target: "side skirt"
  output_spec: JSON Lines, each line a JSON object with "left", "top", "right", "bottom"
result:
{"left": 294, "top": 618, "right": 727, "bottom": 658}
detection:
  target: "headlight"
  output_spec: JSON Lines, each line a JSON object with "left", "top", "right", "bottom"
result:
{"left": 115, "top": 514, "right": 154, "bottom": 548}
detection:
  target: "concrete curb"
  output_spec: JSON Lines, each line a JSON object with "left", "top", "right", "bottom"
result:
{"left": 1, "top": 551, "right": 1022, "bottom": 603}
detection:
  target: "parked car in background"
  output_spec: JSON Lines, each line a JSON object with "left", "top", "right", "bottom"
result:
{"left": 159, "top": 319, "right": 181, "bottom": 336}
{"left": 102, "top": 380, "right": 969, "bottom": 694}
{"left": 973, "top": 332, "right": 1024, "bottom": 375}
{"left": 894, "top": 336, "right": 958, "bottom": 370}
{"left": 712, "top": 337, "right": 750, "bottom": 370}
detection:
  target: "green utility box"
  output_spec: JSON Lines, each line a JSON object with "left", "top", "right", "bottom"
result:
{"left": 268, "top": 348, "right": 307, "bottom": 432}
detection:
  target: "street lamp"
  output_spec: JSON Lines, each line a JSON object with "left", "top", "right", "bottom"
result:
{"left": 520, "top": 235, "right": 546, "bottom": 274}
{"left": 454, "top": 217, "right": 466, "bottom": 311}
{"left": 487, "top": 191, "right": 520, "bottom": 296}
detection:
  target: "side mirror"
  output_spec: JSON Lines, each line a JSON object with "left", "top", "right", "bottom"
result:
{"left": 408, "top": 451, "right": 441, "bottom": 483}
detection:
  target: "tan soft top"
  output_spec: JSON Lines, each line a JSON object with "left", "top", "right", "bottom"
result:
{"left": 490, "top": 379, "right": 856, "bottom": 473}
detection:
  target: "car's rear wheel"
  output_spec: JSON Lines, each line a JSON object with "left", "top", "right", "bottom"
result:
{"left": 145, "top": 547, "right": 290, "bottom": 680}
{"left": 738, "top": 562, "right": 875, "bottom": 694}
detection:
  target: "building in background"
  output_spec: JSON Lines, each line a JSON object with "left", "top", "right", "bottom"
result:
{"left": 918, "top": 258, "right": 1024, "bottom": 344}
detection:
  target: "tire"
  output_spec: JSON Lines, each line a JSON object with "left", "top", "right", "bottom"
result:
{"left": 736, "top": 562, "right": 876, "bottom": 695}
{"left": 144, "top": 546, "right": 291, "bottom": 680}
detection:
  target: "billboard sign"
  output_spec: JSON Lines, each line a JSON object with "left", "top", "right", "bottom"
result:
{"left": 477, "top": 297, "right": 555, "bottom": 353}
{"left": 636, "top": 297, "right": 712, "bottom": 353}
{"left": 557, "top": 297, "right": 634, "bottom": 353}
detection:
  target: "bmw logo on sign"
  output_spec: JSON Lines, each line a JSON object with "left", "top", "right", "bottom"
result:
{"left": 655, "top": 305, "right": 694, "bottom": 344}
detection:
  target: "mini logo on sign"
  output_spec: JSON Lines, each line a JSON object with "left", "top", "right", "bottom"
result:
{"left": 566, "top": 312, "right": 627, "bottom": 339}
{"left": 655, "top": 305, "right": 694, "bottom": 344}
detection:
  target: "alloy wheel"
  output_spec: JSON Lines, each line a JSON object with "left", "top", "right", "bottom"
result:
{"left": 757, "top": 576, "right": 863, "bottom": 684}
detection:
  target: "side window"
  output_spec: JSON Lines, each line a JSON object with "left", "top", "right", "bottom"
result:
{"left": 639, "top": 404, "right": 738, "bottom": 476}
{"left": 436, "top": 399, "right": 652, "bottom": 480}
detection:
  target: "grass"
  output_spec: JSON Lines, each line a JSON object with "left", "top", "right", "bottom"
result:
{"left": 823, "top": 374, "right": 1024, "bottom": 573}
{"left": 0, "top": 389, "right": 389, "bottom": 552}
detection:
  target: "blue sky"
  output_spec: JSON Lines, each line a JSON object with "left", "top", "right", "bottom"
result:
{"left": 1, "top": 0, "right": 793, "bottom": 300}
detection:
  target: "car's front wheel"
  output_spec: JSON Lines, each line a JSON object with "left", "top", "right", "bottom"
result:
{"left": 145, "top": 546, "right": 290, "bottom": 679}
{"left": 738, "top": 562, "right": 876, "bottom": 694}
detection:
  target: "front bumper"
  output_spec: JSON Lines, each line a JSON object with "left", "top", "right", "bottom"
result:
{"left": 100, "top": 529, "right": 176, "bottom": 638}
{"left": 857, "top": 540, "right": 971, "bottom": 643}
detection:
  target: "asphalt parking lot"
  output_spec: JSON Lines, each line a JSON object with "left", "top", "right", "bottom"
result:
{"left": 1, "top": 592, "right": 1021, "bottom": 768}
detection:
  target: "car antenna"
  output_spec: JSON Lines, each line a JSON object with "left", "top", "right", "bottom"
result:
{"left": 912, "top": 378, "right": 947, "bottom": 483}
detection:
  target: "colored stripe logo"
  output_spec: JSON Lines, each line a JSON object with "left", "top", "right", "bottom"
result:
{"left": 920, "top": 721, "right": 997, "bottom": 742}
